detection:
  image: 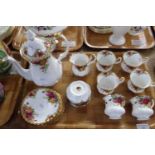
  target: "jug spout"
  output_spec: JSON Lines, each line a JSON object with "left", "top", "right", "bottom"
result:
{"left": 8, "top": 56, "right": 32, "bottom": 81}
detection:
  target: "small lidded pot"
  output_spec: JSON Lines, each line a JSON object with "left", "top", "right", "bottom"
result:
{"left": 96, "top": 50, "right": 122, "bottom": 73}
{"left": 70, "top": 53, "right": 96, "bottom": 77}
{"left": 103, "top": 94, "right": 126, "bottom": 120}
{"left": 121, "top": 50, "right": 148, "bottom": 73}
{"left": 66, "top": 81, "right": 91, "bottom": 107}
{"left": 130, "top": 96, "right": 154, "bottom": 121}
{"left": 128, "top": 68, "right": 155, "bottom": 94}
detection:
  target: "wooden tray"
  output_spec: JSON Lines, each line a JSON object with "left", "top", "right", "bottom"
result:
{"left": 11, "top": 26, "right": 84, "bottom": 52}
{"left": 84, "top": 27, "right": 155, "bottom": 50}
{"left": 0, "top": 47, "right": 27, "bottom": 126}
{"left": 57, "top": 26, "right": 83, "bottom": 51}
{"left": 3, "top": 26, "right": 18, "bottom": 46}
{"left": 2, "top": 52, "right": 155, "bottom": 129}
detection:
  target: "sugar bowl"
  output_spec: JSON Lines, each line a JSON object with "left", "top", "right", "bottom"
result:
{"left": 66, "top": 81, "right": 91, "bottom": 107}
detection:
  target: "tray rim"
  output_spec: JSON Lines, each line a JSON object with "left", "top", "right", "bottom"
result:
{"left": 84, "top": 26, "right": 155, "bottom": 50}
{"left": 57, "top": 26, "right": 84, "bottom": 52}
{"left": 0, "top": 44, "right": 26, "bottom": 126}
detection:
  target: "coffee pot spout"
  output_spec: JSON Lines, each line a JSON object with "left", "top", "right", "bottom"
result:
{"left": 8, "top": 56, "right": 32, "bottom": 81}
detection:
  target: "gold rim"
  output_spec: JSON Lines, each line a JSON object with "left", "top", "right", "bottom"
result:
{"left": 21, "top": 88, "right": 64, "bottom": 126}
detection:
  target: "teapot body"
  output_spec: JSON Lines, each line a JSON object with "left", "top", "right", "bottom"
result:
{"left": 30, "top": 56, "right": 62, "bottom": 86}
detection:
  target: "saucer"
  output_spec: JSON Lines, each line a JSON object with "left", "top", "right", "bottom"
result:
{"left": 72, "top": 65, "right": 90, "bottom": 77}
{"left": 21, "top": 88, "right": 64, "bottom": 125}
{"left": 97, "top": 84, "right": 114, "bottom": 95}
{"left": 127, "top": 80, "right": 144, "bottom": 94}
{"left": 96, "top": 62, "right": 112, "bottom": 73}
{"left": 121, "top": 61, "right": 134, "bottom": 73}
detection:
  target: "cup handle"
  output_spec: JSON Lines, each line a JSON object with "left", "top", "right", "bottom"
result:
{"left": 87, "top": 53, "right": 96, "bottom": 65}
{"left": 115, "top": 57, "right": 122, "bottom": 64}
{"left": 150, "top": 82, "right": 155, "bottom": 87}
{"left": 119, "top": 77, "right": 125, "bottom": 84}
{"left": 121, "top": 101, "right": 126, "bottom": 107}
{"left": 143, "top": 57, "right": 149, "bottom": 64}
{"left": 151, "top": 99, "right": 155, "bottom": 108}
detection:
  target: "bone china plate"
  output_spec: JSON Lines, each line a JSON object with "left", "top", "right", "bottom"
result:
{"left": 21, "top": 88, "right": 64, "bottom": 125}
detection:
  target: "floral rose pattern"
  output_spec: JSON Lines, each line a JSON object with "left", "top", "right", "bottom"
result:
{"left": 43, "top": 89, "right": 58, "bottom": 104}
{"left": 102, "top": 50, "right": 111, "bottom": 56}
{"left": 40, "top": 61, "right": 49, "bottom": 73}
{"left": 28, "top": 89, "right": 37, "bottom": 98}
{"left": 22, "top": 104, "right": 35, "bottom": 121}
{"left": 127, "top": 50, "right": 136, "bottom": 56}
{"left": 135, "top": 69, "right": 145, "bottom": 75}
{"left": 139, "top": 96, "right": 151, "bottom": 106}
{"left": 112, "top": 94, "right": 125, "bottom": 106}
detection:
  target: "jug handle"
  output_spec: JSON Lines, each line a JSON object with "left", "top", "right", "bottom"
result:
{"left": 150, "top": 99, "right": 155, "bottom": 109}
{"left": 57, "top": 34, "right": 69, "bottom": 62}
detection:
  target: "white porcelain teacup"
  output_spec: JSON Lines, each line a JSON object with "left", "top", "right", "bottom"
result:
{"left": 96, "top": 50, "right": 122, "bottom": 73}
{"left": 97, "top": 72, "right": 125, "bottom": 95}
{"left": 70, "top": 53, "right": 96, "bottom": 77}
{"left": 103, "top": 94, "right": 126, "bottom": 119}
{"left": 130, "top": 96, "right": 154, "bottom": 120}
{"left": 109, "top": 26, "right": 131, "bottom": 46}
{"left": 121, "top": 50, "right": 148, "bottom": 73}
{"left": 128, "top": 68, "right": 155, "bottom": 93}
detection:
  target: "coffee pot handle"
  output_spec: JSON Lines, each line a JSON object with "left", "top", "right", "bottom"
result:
{"left": 57, "top": 34, "right": 69, "bottom": 61}
{"left": 115, "top": 57, "right": 122, "bottom": 64}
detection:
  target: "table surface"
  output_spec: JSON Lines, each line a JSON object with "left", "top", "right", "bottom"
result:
{"left": 1, "top": 45, "right": 155, "bottom": 129}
